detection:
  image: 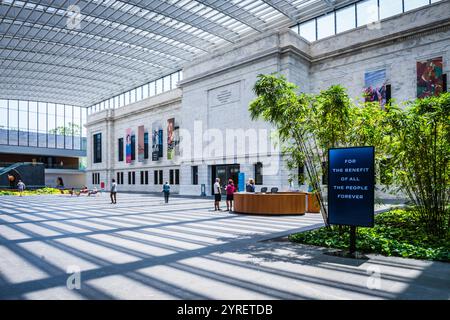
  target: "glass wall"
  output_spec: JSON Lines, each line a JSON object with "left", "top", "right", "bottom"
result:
{"left": 0, "top": 99, "right": 87, "bottom": 151}
{"left": 88, "top": 70, "right": 182, "bottom": 115}
{"left": 292, "top": 0, "right": 441, "bottom": 42}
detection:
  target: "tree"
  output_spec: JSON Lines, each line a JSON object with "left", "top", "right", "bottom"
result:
{"left": 250, "top": 73, "right": 449, "bottom": 237}
{"left": 48, "top": 122, "right": 81, "bottom": 136}
{"left": 385, "top": 93, "right": 450, "bottom": 236}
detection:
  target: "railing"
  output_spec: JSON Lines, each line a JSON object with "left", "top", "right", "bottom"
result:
{"left": 0, "top": 162, "right": 82, "bottom": 171}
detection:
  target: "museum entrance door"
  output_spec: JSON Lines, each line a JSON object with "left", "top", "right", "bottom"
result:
{"left": 211, "top": 164, "right": 240, "bottom": 195}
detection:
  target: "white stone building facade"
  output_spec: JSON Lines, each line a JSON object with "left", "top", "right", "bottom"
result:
{"left": 85, "top": 1, "right": 450, "bottom": 195}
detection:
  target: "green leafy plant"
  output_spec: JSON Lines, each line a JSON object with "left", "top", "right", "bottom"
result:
{"left": 289, "top": 209, "right": 449, "bottom": 261}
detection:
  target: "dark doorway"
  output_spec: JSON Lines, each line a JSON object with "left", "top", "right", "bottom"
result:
{"left": 211, "top": 164, "right": 240, "bottom": 195}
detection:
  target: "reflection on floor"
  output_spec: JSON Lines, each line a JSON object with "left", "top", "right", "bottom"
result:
{"left": 0, "top": 193, "right": 448, "bottom": 299}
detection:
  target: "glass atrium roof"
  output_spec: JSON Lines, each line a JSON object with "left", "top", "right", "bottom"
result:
{"left": 0, "top": 0, "right": 357, "bottom": 107}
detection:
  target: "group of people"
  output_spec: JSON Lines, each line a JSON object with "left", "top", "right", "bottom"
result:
{"left": 213, "top": 177, "right": 256, "bottom": 212}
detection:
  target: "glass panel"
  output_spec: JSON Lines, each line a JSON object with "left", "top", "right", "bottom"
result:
{"left": 336, "top": 5, "right": 356, "bottom": 33}
{"left": 47, "top": 103, "right": 56, "bottom": 148}
{"left": 156, "top": 79, "right": 163, "bottom": 94}
{"left": 81, "top": 108, "right": 87, "bottom": 150}
{"left": 404, "top": 0, "right": 429, "bottom": 11}
{"left": 18, "top": 101, "right": 28, "bottom": 146}
{"left": 299, "top": 19, "right": 316, "bottom": 42}
{"left": 114, "top": 96, "right": 119, "bottom": 108}
{"left": 379, "top": 0, "right": 403, "bottom": 19}
{"left": 130, "top": 89, "right": 136, "bottom": 104}
{"left": 179, "top": 71, "right": 183, "bottom": 81}
{"left": 143, "top": 84, "right": 149, "bottom": 99}
{"left": 171, "top": 73, "right": 179, "bottom": 89}
{"left": 8, "top": 100, "right": 18, "bottom": 145}
{"left": 73, "top": 106, "right": 81, "bottom": 150}
{"left": 120, "top": 93, "right": 125, "bottom": 107}
{"left": 317, "top": 13, "right": 335, "bottom": 39}
{"left": 38, "top": 102, "right": 47, "bottom": 148}
{"left": 163, "top": 75, "right": 171, "bottom": 92}
{"left": 290, "top": 24, "right": 299, "bottom": 34}
{"left": 150, "top": 81, "right": 156, "bottom": 96}
{"left": 125, "top": 91, "right": 130, "bottom": 105}
{"left": 357, "top": 0, "right": 379, "bottom": 27}
{"left": 0, "top": 100, "right": 8, "bottom": 144}
{"left": 137, "top": 86, "right": 143, "bottom": 101}
{"left": 56, "top": 104, "right": 65, "bottom": 148}
{"left": 65, "top": 105, "right": 73, "bottom": 149}
{"left": 28, "top": 102, "right": 38, "bottom": 147}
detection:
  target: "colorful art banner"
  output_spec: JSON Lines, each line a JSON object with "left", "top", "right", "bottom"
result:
{"left": 138, "top": 125, "right": 145, "bottom": 162}
{"left": 152, "top": 122, "right": 162, "bottom": 161}
{"left": 126, "top": 128, "right": 132, "bottom": 163}
{"left": 167, "top": 118, "right": 174, "bottom": 160}
{"left": 417, "top": 57, "right": 443, "bottom": 98}
{"left": 364, "top": 69, "right": 387, "bottom": 107}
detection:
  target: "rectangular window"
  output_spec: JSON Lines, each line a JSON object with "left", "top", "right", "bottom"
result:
{"left": 156, "top": 79, "right": 163, "bottom": 95}
{"left": 154, "top": 170, "right": 158, "bottom": 185}
{"left": 298, "top": 164, "right": 305, "bottom": 185}
{"left": 255, "top": 162, "right": 263, "bottom": 185}
{"left": 132, "top": 171, "right": 136, "bottom": 185}
{"left": 159, "top": 170, "right": 163, "bottom": 185}
{"left": 140, "top": 171, "right": 144, "bottom": 184}
{"left": 317, "top": 13, "right": 335, "bottom": 40}
{"left": 175, "top": 169, "right": 180, "bottom": 185}
{"left": 118, "top": 138, "right": 124, "bottom": 161}
{"left": 120, "top": 172, "right": 124, "bottom": 185}
{"left": 93, "top": 133, "right": 102, "bottom": 163}
{"left": 131, "top": 135, "right": 136, "bottom": 160}
{"left": 379, "top": 0, "right": 403, "bottom": 19}
{"left": 169, "top": 169, "right": 174, "bottom": 185}
{"left": 404, "top": 0, "right": 429, "bottom": 11}
{"left": 128, "top": 172, "right": 132, "bottom": 184}
{"left": 357, "top": 0, "right": 378, "bottom": 27}
{"left": 299, "top": 19, "right": 316, "bottom": 42}
{"left": 163, "top": 75, "right": 171, "bottom": 92}
{"left": 0, "top": 100, "right": 7, "bottom": 145}
{"left": 117, "top": 172, "right": 121, "bottom": 184}
{"left": 92, "top": 173, "right": 100, "bottom": 185}
{"left": 8, "top": 100, "right": 18, "bottom": 145}
{"left": 145, "top": 171, "right": 149, "bottom": 185}
{"left": 336, "top": 5, "right": 356, "bottom": 34}
{"left": 192, "top": 166, "right": 198, "bottom": 185}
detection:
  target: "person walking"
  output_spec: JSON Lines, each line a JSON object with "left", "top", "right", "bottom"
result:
{"left": 110, "top": 179, "right": 117, "bottom": 204}
{"left": 225, "top": 179, "right": 236, "bottom": 212}
{"left": 213, "top": 178, "right": 222, "bottom": 211}
{"left": 17, "top": 180, "right": 25, "bottom": 197}
{"left": 163, "top": 181, "right": 170, "bottom": 203}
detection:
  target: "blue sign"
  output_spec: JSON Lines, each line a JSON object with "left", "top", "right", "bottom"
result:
{"left": 238, "top": 172, "right": 245, "bottom": 192}
{"left": 328, "top": 146, "right": 375, "bottom": 227}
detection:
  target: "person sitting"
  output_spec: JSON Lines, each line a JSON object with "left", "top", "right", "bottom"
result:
{"left": 88, "top": 187, "right": 98, "bottom": 196}
{"left": 245, "top": 178, "right": 256, "bottom": 192}
{"left": 77, "top": 186, "right": 89, "bottom": 196}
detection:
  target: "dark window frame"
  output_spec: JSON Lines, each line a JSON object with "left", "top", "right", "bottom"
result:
{"left": 255, "top": 162, "right": 263, "bottom": 185}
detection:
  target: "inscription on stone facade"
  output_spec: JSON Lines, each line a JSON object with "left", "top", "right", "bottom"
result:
{"left": 208, "top": 82, "right": 240, "bottom": 108}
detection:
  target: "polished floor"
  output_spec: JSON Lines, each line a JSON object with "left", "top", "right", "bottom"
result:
{"left": 0, "top": 193, "right": 448, "bottom": 299}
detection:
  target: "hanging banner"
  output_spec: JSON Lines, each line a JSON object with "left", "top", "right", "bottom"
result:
{"left": 167, "top": 118, "right": 175, "bottom": 160}
{"left": 126, "top": 128, "right": 132, "bottom": 163}
{"left": 138, "top": 125, "right": 145, "bottom": 162}
{"left": 417, "top": 57, "right": 444, "bottom": 98}
{"left": 328, "top": 146, "right": 375, "bottom": 227}
{"left": 364, "top": 69, "right": 387, "bottom": 107}
{"left": 152, "top": 123, "right": 162, "bottom": 161}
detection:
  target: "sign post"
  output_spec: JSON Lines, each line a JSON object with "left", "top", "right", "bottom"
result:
{"left": 328, "top": 146, "right": 375, "bottom": 257}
